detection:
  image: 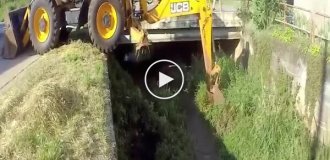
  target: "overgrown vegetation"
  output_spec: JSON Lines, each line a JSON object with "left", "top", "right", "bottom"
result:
{"left": 0, "top": 41, "right": 113, "bottom": 159}
{"left": 272, "top": 26, "right": 295, "bottom": 43}
{"left": 269, "top": 25, "right": 325, "bottom": 118}
{"left": 108, "top": 57, "right": 193, "bottom": 160}
{"left": 190, "top": 25, "right": 329, "bottom": 159}
{"left": 250, "top": 0, "right": 282, "bottom": 29}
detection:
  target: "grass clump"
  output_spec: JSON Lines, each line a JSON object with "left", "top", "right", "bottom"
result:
{"left": 108, "top": 57, "right": 193, "bottom": 160}
{"left": 0, "top": 41, "right": 112, "bottom": 159}
{"left": 0, "top": 0, "right": 29, "bottom": 21}
{"left": 272, "top": 26, "right": 295, "bottom": 43}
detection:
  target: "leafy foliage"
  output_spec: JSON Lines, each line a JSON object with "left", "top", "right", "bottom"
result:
{"left": 272, "top": 26, "right": 295, "bottom": 43}
{"left": 251, "top": 0, "right": 282, "bottom": 29}
{"left": 308, "top": 43, "right": 321, "bottom": 57}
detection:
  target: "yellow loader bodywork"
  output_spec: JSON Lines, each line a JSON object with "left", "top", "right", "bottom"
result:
{"left": 2, "top": 7, "right": 30, "bottom": 59}
{"left": 127, "top": 0, "right": 220, "bottom": 99}
{"left": 4, "top": 0, "right": 221, "bottom": 102}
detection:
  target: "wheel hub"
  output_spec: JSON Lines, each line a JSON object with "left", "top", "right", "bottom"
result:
{"left": 102, "top": 13, "right": 111, "bottom": 28}
{"left": 39, "top": 17, "right": 46, "bottom": 32}
{"left": 33, "top": 7, "right": 50, "bottom": 43}
{"left": 96, "top": 2, "right": 118, "bottom": 39}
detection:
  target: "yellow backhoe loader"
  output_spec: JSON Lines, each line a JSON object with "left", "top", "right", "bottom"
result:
{"left": 3, "top": 0, "right": 223, "bottom": 102}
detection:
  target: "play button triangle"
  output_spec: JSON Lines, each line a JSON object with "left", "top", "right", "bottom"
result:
{"left": 159, "top": 72, "right": 174, "bottom": 88}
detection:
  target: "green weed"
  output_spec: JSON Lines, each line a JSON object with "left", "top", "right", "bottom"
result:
{"left": 272, "top": 27, "right": 295, "bottom": 43}
{"left": 0, "top": 41, "right": 111, "bottom": 159}
{"left": 251, "top": 0, "right": 281, "bottom": 29}
{"left": 194, "top": 57, "right": 313, "bottom": 160}
{"left": 309, "top": 43, "right": 321, "bottom": 57}
{"left": 191, "top": 25, "right": 329, "bottom": 159}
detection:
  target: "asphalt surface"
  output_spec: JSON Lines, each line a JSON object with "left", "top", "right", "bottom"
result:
{"left": 0, "top": 22, "right": 39, "bottom": 93}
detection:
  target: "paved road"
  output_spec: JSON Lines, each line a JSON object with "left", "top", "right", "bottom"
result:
{"left": 0, "top": 22, "right": 39, "bottom": 93}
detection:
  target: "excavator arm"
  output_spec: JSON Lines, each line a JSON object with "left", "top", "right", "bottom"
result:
{"left": 139, "top": 0, "right": 222, "bottom": 102}
{"left": 198, "top": 3, "right": 219, "bottom": 92}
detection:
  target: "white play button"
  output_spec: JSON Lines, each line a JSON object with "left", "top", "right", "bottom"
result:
{"left": 144, "top": 59, "right": 184, "bottom": 100}
{"left": 158, "top": 72, "right": 174, "bottom": 88}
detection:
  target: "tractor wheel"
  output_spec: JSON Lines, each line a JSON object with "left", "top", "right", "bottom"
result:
{"left": 29, "top": 0, "right": 60, "bottom": 54}
{"left": 88, "top": 0, "right": 124, "bottom": 53}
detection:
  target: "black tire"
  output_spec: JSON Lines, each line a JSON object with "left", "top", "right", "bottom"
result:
{"left": 59, "top": 27, "right": 72, "bottom": 42}
{"left": 88, "top": 0, "right": 124, "bottom": 53}
{"left": 59, "top": 9, "right": 70, "bottom": 43}
{"left": 29, "top": 0, "right": 60, "bottom": 54}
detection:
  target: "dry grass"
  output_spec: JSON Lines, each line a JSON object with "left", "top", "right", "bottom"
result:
{"left": 0, "top": 41, "right": 113, "bottom": 159}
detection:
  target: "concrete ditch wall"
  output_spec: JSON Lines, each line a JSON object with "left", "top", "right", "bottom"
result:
{"left": 271, "top": 42, "right": 330, "bottom": 145}
{"left": 235, "top": 34, "right": 330, "bottom": 145}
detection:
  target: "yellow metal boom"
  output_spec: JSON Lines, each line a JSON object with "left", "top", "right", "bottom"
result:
{"left": 135, "top": 0, "right": 221, "bottom": 100}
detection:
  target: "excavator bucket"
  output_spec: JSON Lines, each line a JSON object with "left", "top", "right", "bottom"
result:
{"left": 199, "top": 3, "right": 224, "bottom": 105}
{"left": 2, "top": 7, "right": 30, "bottom": 59}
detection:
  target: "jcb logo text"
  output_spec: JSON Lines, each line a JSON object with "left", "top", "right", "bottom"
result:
{"left": 170, "top": 2, "right": 190, "bottom": 13}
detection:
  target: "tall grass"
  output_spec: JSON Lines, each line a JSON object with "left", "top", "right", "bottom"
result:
{"left": 195, "top": 58, "right": 314, "bottom": 160}
{"left": 0, "top": 41, "right": 112, "bottom": 159}
{"left": 192, "top": 26, "right": 329, "bottom": 159}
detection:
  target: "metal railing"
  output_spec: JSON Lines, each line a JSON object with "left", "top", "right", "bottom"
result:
{"left": 275, "top": 2, "right": 330, "bottom": 41}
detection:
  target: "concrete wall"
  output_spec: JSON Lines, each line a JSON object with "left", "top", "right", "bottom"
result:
{"left": 292, "top": 0, "right": 330, "bottom": 142}
{"left": 237, "top": 34, "right": 330, "bottom": 145}
{"left": 320, "top": 64, "right": 330, "bottom": 145}
{"left": 272, "top": 45, "right": 329, "bottom": 145}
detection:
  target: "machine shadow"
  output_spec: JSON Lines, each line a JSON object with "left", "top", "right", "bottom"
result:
{"left": 113, "top": 41, "right": 237, "bottom": 160}
{"left": 181, "top": 92, "right": 237, "bottom": 160}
